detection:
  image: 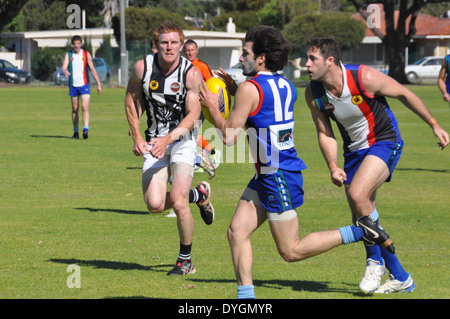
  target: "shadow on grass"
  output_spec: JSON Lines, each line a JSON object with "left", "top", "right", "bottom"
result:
{"left": 49, "top": 258, "right": 171, "bottom": 273}
{"left": 30, "top": 134, "right": 72, "bottom": 139}
{"left": 397, "top": 167, "right": 449, "bottom": 173}
{"left": 187, "top": 278, "right": 364, "bottom": 296}
{"left": 76, "top": 207, "right": 149, "bottom": 215}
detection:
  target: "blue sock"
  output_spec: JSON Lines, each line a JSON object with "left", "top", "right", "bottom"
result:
{"left": 237, "top": 285, "right": 255, "bottom": 299}
{"left": 380, "top": 246, "right": 409, "bottom": 281}
{"left": 339, "top": 225, "right": 364, "bottom": 244}
{"left": 83, "top": 126, "right": 89, "bottom": 133}
{"left": 363, "top": 208, "right": 384, "bottom": 265}
{"left": 74, "top": 127, "right": 79, "bottom": 133}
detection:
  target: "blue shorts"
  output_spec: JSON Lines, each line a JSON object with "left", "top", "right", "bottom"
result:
{"left": 344, "top": 141, "right": 403, "bottom": 184}
{"left": 247, "top": 169, "right": 304, "bottom": 213}
{"left": 69, "top": 84, "right": 90, "bottom": 97}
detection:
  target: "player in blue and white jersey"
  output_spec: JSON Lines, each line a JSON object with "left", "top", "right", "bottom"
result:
{"left": 199, "top": 26, "right": 392, "bottom": 299}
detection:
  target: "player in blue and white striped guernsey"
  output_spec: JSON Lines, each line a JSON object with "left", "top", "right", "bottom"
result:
{"left": 199, "top": 26, "right": 391, "bottom": 299}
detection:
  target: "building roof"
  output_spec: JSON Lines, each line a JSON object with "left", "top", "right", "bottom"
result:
{"left": 353, "top": 6, "right": 450, "bottom": 39}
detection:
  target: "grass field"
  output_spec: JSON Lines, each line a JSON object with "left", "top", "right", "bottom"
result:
{"left": 0, "top": 83, "right": 448, "bottom": 301}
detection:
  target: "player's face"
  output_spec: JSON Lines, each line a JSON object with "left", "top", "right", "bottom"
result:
{"left": 305, "top": 47, "right": 329, "bottom": 81}
{"left": 72, "top": 40, "right": 82, "bottom": 53}
{"left": 158, "top": 32, "right": 183, "bottom": 64}
{"left": 183, "top": 43, "right": 198, "bottom": 61}
{"left": 240, "top": 42, "right": 258, "bottom": 76}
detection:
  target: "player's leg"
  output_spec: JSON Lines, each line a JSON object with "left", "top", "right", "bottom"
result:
{"left": 227, "top": 188, "right": 267, "bottom": 298}
{"left": 269, "top": 215, "right": 344, "bottom": 263}
{"left": 142, "top": 166, "right": 170, "bottom": 213}
{"left": 80, "top": 93, "right": 90, "bottom": 139}
{"left": 70, "top": 95, "right": 80, "bottom": 139}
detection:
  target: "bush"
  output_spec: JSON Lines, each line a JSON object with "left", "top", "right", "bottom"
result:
{"left": 31, "top": 47, "right": 65, "bottom": 81}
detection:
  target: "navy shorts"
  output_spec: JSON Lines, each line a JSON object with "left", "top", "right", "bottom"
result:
{"left": 69, "top": 83, "right": 90, "bottom": 97}
{"left": 247, "top": 169, "right": 304, "bottom": 213}
{"left": 344, "top": 141, "right": 403, "bottom": 184}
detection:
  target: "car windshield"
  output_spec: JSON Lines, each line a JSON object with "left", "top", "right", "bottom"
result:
{"left": 411, "top": 58, "right": 426, "bottom": 65}
{"left": 1, "top": 60, "right": 16, "bottom": 69}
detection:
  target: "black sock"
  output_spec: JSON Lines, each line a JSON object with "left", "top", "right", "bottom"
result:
{"left": 178, "top": 242, "right": 192, "bottom": 261}
{"left": 189, "top": 188, "right": 206, "bottom": 203}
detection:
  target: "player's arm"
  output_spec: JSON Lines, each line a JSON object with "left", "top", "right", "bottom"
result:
{"left": 437, "top": 59, "right": 449, "bottom": 102}
{"left": 86, "top": 52, "right": 102, "bottom": 94}
{"left": 61, "top": 52, "right": 70, "bottom": 76}
{"left": 362, "top": 66, "right": 449, "bottom": 150}
{"left": 305, "top": 85, "right": 346, "bottom": 187}
{"left": 125, "top": 59, "right": 149, "bottom": 156}
{"left": 199, "top": 80, "right": 257, "bottom": 146}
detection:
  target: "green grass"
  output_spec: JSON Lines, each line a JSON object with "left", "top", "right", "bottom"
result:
{"left": 0, "top": 84, "right": 448, "bottom": 299}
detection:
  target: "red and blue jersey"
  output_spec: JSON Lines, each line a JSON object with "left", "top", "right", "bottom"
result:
{"left": 246, "top": 72, "right": 307, "bottom": 176}
{"left": 68, "top": 49, "right": 90, "bottom": 87}
{"left": 311, "top": 63, "right": 402, "bottom": 154}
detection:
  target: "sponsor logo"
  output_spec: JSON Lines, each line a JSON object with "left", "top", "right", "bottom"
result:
{"left": 170, "top": 82, "right": 181, "bottom": 92}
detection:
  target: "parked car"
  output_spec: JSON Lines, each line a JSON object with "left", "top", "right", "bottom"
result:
{"left": 223, "top": 61, "right": 301, "bottom": 85}
{"left": 405, "top": 56, "right": 443, "bottom": 84}
{"left": 0, "top": 59, "right": 32, "bottom": 84}
{"left": 53, "top": 57, "right": 111, "bottom": 85}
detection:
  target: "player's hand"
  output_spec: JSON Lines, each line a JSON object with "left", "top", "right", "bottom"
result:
{"left": 149, "top": 136, "right": 169, "bottom": 159}
{"left": 214, "top": 68, "right": 238, "bottom": 96}
{"left": 330, "top": 167, "right": 347, "bottom": 187}
{"left": 198, "top": 80, "right": 221, "bottom": 110}
{"left": 133, "top": 137, "right": 149, "bottom": 157}
{"left": 97, "top": 84, "right": 102, "bottom": 94}
{"left": 431, "top": 123, "right": 449, "bottom": 150}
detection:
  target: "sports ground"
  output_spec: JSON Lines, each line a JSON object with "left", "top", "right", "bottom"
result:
{"left": 0, "top": 84, "right": 448, "bottom": 300}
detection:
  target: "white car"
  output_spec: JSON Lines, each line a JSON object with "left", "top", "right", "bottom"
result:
{"left": 405, "top": 56, "right": 443, "bottom": 84}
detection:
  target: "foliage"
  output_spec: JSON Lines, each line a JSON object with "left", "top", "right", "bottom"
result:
{"left": 211, "top": 11, "right": 260, "bottom": 32}
{"left": 283, "top": 12, "right": 366, "bottom": 57}
{"left": 30, "top": 47, "right": 65, "bottom": 80}
{"left": 111, "top": 6, "right": 189, "bottom": 44}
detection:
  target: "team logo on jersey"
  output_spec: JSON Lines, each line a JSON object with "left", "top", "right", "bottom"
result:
{"left": 170, "top": 82, "right": 181, "bottom": 92}
{"left": 324, "top": 103, "right": 335, "bottom": 112}
{"left": 82, "top": 56, "right": 85, "bottom": 61}
{"left": 150, "top": 80, "right": 159, "bottom": 90}
{"left": 70, "top": 57, "right": 74, "bottom": 61}
{"left": 352, "top": 95, "right": 363, "bottom": 105}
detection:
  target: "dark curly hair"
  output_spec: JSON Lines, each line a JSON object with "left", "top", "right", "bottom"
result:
{"left": 245, "top": 26, "right": 292, "bottom": 72}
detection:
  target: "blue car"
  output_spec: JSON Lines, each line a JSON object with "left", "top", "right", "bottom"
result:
{"left": 0, "top": 59, "right": 32, "bottom": 84}
{"left": 53, "top": 57, "right": 111, "bottom": 85}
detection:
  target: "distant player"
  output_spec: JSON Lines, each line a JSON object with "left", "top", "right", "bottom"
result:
{"left": 304, "top": 38, "right": 448, "bottom": 293}
{"left": 62, "top": 35, "right": 102, "bottom": 139}
{"left": 199, "top": 25, "right": 392, "bottom": 299}
{"left": 438, "top": 54, "right": 450, "bottom": 105}
{"left": 125, "top": 21, "right": 215, "bottom": 275}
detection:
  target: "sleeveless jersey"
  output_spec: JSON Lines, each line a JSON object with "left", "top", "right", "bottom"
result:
{"left": 310, "top": 63, "right": 402, "bottom": 154}
{"left": 68, "top": 49, "right": 89, "bottom": 87}
{"left": 142, "top": 54, "right": 194, "bottom": 140}
{"left": 246, "top": 72, "right": 307, "bottom": 176}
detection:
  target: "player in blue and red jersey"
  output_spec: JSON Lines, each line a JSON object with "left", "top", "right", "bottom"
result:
{"left": 199, "top": 26, "right": 393, "bottom": 299}
{"left": 305, "top": 38, "right": 448, "bottom": 294}
{"left": 62, "top": 35, "right": 102, "bottom": 139}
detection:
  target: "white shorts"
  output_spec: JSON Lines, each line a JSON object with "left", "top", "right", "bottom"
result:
{"left": 142, "top": 136, "right": 196, "bottom": 172}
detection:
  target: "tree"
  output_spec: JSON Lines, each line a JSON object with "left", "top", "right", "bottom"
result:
{"left": 283, "top": 11, "right": 366, "bottom": 57}
{"left": 348, "top": 0, "right": 447, "bottom": 84}
{"left": 0, "top": 0, "right": 30, "bottom": 31}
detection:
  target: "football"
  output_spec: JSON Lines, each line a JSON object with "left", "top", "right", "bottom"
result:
{"left": 201, "top": 77, "right": 230, "bottom": 124}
